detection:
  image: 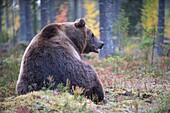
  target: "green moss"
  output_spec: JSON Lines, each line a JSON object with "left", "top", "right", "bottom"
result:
{"left": 0, "top": 90, "right": 95, "bottom": 112}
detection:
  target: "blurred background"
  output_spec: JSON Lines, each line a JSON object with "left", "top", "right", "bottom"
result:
{"left": 0, "top": 0, "right": 169, "bottom": 58}
{"left": 0, "top": 1, "right": 170, "bottom": 112}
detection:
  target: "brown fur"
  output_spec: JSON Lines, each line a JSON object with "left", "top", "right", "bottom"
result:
{"left": 16, "top": 18, "right": 105, "bottom": 102}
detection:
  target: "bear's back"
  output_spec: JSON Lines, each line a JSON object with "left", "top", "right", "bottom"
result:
{"left": 19, "top": 35, "right": 82, "bottom": 89}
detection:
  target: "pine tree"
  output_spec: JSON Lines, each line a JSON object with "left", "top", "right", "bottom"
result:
{"left": 41, "top": 0, "right": 48, "bottom": 29}
{"left": 141, "top": 0, "right": 159, "bottom": 30}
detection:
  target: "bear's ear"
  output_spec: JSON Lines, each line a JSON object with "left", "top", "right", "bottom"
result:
{"left": 75, "top": 18, "right": 86, "bottom": 28}
{"left": 41, "top": 24, "right": 58, "bottom": 38}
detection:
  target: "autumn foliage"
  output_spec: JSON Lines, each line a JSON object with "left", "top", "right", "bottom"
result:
{"left": 84, "top": 0, "right": 99, "bottom": 37}
{"left": 141, "top": 0, "right": 158, "bottom": 30}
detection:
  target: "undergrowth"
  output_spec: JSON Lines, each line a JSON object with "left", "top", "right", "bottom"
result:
{"left": 0, "top": 48, "right": 170, "bottom": 112}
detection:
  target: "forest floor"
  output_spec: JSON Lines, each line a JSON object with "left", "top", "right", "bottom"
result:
{"left": 0, "top": 50, "right": 170, "bottom": 113}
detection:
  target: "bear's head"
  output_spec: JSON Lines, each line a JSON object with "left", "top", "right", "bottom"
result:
{"left": 41, "top": 18, "right": 104, "bottom": 54}
{"left": 73, "top": 18, "right": 104, "bottom": 54}
{"left": 83, "top": 27, "right": 104, "bottom": 54}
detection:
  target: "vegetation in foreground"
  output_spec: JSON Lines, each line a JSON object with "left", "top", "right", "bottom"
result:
{"left": 0, "top": 49, "right": 170, "bottom": 113}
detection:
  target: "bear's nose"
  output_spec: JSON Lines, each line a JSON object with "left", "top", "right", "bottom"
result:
{"left": 101, "top": 42, "right": 104, "bottom": 47}
{"left": 99, "top": 41, "right": 104, "bottom": 49}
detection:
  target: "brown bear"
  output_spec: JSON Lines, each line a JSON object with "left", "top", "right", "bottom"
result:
{"left": 16, "top": 18, "right": 105, "bottom": 102}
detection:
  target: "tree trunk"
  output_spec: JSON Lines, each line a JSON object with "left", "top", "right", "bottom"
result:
{"left": 0, "top": 0, "right": 3, "bottom": 32}
{"left": 99, "top": 0, "right": 115, "bottom": 59}
{"left": 156, "top": 0, "right": 165, "bottom": 56}
{"left": 80, "top": 0, "right": 85, "bottom": 18}
{"left": 33, "top": 0, "right": 37, "bottom": 35}
{"left": 5, "top": 0, "right": 10, "bottom": 29}
{"left": 77, "top": 0, "right": 82, "bottom": 18}
{"left": 74, "top": 0, "right": 78, "bottom": 20}
{"left": 41, "top": 0, "right": 48, "bottom": 29}
{"left": 19, "top": 0, "right": 27, "bottom": 41}
{"left": 49, "top": 0, "right": 56, "bottom": 23}
{"left": 11, "top": 1, "right": 15, "bottom": 38}
{"left": 112, "top": 0, "right": 120, "bottom": 51}
{"left": 25, "top": 0, "right": 33, "bottom": 42}
{"left": 68, "top": 0, "right": 74, "bottom": 21}
{"left": 11, "top": 1, "right": 18, "bottom": 46}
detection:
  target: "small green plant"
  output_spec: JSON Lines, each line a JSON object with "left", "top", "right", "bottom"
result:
{"left": 57, "top": 83, "right": 65, "bottom": 91}
{"left": 72, "top": 86, "right": 84, "bottom": 100}
{"left": 57, "top": 79, "right": 70, "bottom": 92}
{"left": 46, "top": 75, "right": 55, "bottom": 89}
